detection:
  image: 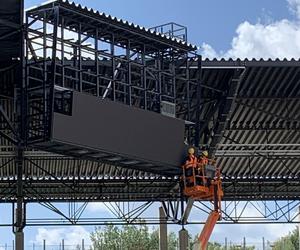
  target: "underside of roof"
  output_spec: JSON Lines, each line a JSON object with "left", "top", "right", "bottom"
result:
{"left": 1, "top": 0, "right": 300, "bottom": 203}
{"left": 198, "top": 59, "right": 300, "bottom": 181}
{"left": 1, "top": 58, "right": 300, "bottom": 202}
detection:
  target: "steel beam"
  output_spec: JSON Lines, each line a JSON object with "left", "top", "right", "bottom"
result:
{"left": 209, "top": 68, "right": 244, "bottom": 156}
{"left": 15, "top": 148, "right": 25, "bottom": 250}
{"left": 194, "top": 55, "right": 202, "bottom": 147}
{"left": 181, "top": 198, "right": 194, "bottom": 225}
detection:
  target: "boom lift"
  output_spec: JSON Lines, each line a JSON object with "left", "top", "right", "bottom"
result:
{"left": 182, "top": 149, "right": 223, "bottom": 250}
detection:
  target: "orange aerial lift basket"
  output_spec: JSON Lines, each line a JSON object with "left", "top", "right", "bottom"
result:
{"left": 182, "top": 156, "right": 224, "bottom": 250}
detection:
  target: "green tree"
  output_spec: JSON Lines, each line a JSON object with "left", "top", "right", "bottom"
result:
{"left": 207, "top": 242, "right": 222, "bottom": 250}
{"left": 206, "top": 242, "right": 255, "bottom": 250}
{"left": 273, "top": 227, "right": 299, "bottom": 250}
{"left": 91, "top": 224, "right": 122, "bottom": 249}
{"left": 90, "top": 224, "right": 178, "bottom": 250}
{"left": 168, "top": 231, "right": 178, "bottom": 250}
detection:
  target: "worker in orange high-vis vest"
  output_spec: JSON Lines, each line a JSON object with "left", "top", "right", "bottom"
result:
{"left": 198, "top": 150, "right": 209, "bottom": 167}
{"left": 184, "top": 147, "right": 197, "bottom": 187}
{"left": 185, "top": 147, "right": 197, "bottom": 165}
{"left": 196, "top": 150, "right": 209, "bottom": 186}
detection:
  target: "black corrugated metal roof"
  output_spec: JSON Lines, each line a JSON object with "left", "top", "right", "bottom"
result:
{"left": 1, "top": 58, "right": 300, "bottom": 201}
{"left": 189, "top": 59, "right": 300, "bottom": 182}
{"left": 27, "top": 0, "right": 197, "bottom": 52}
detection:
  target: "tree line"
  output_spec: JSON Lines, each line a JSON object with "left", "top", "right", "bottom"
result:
{"left": 89, "top": 224, "right": 257, "bottom": 250}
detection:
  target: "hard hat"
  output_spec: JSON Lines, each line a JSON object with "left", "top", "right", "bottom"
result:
{"left": 188, "top": 148, "right": 195, "bottom": 155}
{"left": 202, "top": 150, "right": 209, "bottom": 157}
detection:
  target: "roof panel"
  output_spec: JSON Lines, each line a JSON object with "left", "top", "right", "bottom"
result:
{"left": 27, "top": 0, "right": 197, "bottom": 52}
{"left": 2, "top": 58, "right": 300, "bottom": 201}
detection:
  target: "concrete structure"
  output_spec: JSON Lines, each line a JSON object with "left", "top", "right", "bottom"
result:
{"left": 179, "top": 228, "right": 189, "bottom": 250}
{"left": 159, "top": 207, "right": 168, "bottom": 250}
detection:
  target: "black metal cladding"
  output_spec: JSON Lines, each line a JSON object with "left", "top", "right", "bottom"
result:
{"left": 46, "top": 91, "right": 185, "bottom": 175}
{"left": 0, "top": 0, "right": 22, "bottom": 98}
{"left": 0, "top": 0, "right": 22, "bottom": 62}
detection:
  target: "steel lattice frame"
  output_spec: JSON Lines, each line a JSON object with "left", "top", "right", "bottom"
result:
{"left": 0, "top": 0, "right": 300, "bottom": 239}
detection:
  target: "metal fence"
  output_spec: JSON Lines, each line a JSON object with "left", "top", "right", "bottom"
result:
{"left": 191, "top": 237, "right": 277, "bottom": 250}
{"left": 0, "top": 238, "right": 281, "bottom": 250}
{"left": 0, "top": 240, "right": 91, "bottom": 250}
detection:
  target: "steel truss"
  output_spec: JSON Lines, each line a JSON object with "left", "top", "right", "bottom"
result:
{"left": 0, "top": 2, "right": 300, "bottom": 249}
{"left": 0, "top": 199, "right": 299, "bottom": 227}
{"left": 0, "top": 153, "right": 298, "bottom": 229}
{"left": 25, "top": 6, "right": 202, "bottom": 145}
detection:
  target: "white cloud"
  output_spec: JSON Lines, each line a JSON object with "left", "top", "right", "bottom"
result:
{"left": 33, "top": 226, "right": 91, "bottom": 245}
{"left": 87, "top": 202, "right": 110, "bottom": 213}
{"left": 287, "top": 0, "right": 300, "bottom": 18}
{"left": 202, "top": 0, "right": 300, "bottom": 59}
{"left": 211, "top": 223, "right": 295, "bottom": 243}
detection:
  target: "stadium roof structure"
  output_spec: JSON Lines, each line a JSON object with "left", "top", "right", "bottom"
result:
{"left": 0, "top": 0, "right": 300, "bottom": 233}
{"left": 1, "top": 59, "right": 300, "bottom": 202}
{"left": 27, "top": 0, "right": 197, "bottom": 52}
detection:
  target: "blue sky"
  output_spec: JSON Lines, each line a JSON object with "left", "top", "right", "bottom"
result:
{"left": 1, "top": 0, "right": 300, "bottom": 248}
{"left": 26, "top": 0, "right": 293, "bottom": 54}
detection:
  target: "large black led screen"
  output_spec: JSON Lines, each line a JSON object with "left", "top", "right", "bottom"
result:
{"left": 52, "top": 92, "right": 186, "bottom": 172}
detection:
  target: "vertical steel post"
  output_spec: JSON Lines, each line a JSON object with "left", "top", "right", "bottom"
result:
{"left": 262, "top": 237, "right": 265, "bottom": 250}
{"left": 16, "top": 8, "right": 26, "bottom": 239}
{"left": 243, "top": 237, "right": 246, "bottom": 250}
{"left": 82, "top": 239, "right": 85, "bottom": 250}
{"left": 225, "top": 237, "right": 228, "bottom": 250}
{"left": 95, "top": 29, "right": 99, "bottom": 97}
{"left": 43, "top": 239, "right": 46, "bottom": 250}
{"left": 61, "top": 17, "right": 65, "bottom": 88}
{"left": 111, "top": 34, "right": 116, "bottom": 101}
{"left": 194, "top": 55, "right": 202, "bottom": 147}
{"left": 15, "top": 147, "right": 24, "bottom": 250}
{"left": 48, "top": 6, "right": 59, "bottom": 139}
{"left": 43, "top": 11, "right": 48, "bottom": 141}
{"left": 186, "top": 54, "right": 191, "bottom": 143}
{"left": 78, "top": 23, "right": 82, "bottom": 92}
{"left": 171, "top": 49, "right": 176, "bottom": 108}
{"left": 142, "top": 44, "right": 147, "bottom": 109}
{"left": 158, "top": 50, "right": 162, "bottom": 108}
{"left": 127, "top": 40, "right": 132, "bottom": 106}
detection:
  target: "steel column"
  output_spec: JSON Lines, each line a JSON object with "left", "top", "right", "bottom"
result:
{"left": 159, "top": 206, "right": 168, "bottom": 250}
{"left": 194, "top": 55, "right": 202, "bottom": 147}
{"left": 15, "top": 148, "right": 25, "bottom": 250}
